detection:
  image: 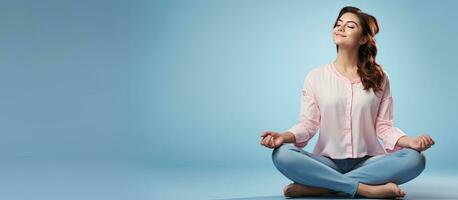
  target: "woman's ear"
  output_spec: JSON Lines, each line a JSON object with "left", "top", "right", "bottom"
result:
{"left": 360, "top": 37, "right": 367, "bottom": 45}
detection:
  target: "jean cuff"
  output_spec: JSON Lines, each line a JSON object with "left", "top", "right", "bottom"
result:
{"left": 349, "top": 181, "right": 359, "bottom": 198}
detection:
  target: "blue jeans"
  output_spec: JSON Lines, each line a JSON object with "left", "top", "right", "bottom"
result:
{"left": 272, "top": 144, "right": 426, "bottom": 198}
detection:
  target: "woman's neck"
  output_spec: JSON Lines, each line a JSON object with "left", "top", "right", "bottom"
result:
{"left": 334, "top": 47, "right": 359, "bottom": 72}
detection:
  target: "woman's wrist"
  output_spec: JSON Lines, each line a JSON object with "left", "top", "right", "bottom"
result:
{"left": 396, "top": 135, "right": 412, "bottom": 148}
{"left": 281, "top": 131, "right": 296, "bottom": 143}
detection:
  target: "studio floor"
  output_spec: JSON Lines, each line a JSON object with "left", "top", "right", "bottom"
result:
{"left": 2, "top": 158, "right": 457, "bottom": 200}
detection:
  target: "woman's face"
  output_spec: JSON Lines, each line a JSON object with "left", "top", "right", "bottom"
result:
{"left": 332, "top": 12, "right": 366, "bottom": 49}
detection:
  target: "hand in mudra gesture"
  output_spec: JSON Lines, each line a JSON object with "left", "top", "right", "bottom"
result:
{"left": 260, "top": 131, "right": 284, "bottom": 149}
{"left": 409, "top": 134, "right": 435, "bottom": 152}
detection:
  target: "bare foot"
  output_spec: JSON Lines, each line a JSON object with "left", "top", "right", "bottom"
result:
{"left": 283, "top": 183, "right": 336, "bottom": 198}
{"left": 357, "top": 182, "right": 406, "bottom": 199}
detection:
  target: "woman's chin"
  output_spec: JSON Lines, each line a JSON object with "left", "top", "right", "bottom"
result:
{"left": 334, "top": 42, "right": 356, "bottom": 49}
{"left": 333, "top": 38, "right": 346, "bottom": 45}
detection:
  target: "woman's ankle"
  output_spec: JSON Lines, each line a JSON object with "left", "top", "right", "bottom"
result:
{"left": 356, "top": 183, "right": 374, "bottom": 197}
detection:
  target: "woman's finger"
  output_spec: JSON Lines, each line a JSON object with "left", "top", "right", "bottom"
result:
{"left": 425, "top": 136, "right": 433, "bottom": 146}
{"left": 261, "top": 135, "right": 270, "bottom": 146}
{"left": 270, "top": 136, "right": 276, "bottom": 148}
{"left": 264, "top": 135, "right": 272, "bottom": 146}
{"left": 422, "top": 139, "right": 430, "bottom": 149}
{"left": 423, "top": 137, "right": 430, "bottom": 147}
{"left": 426, "top": 136, "right": 434, "bottom": 145}
{"left": 261, "top": 132, "right": 272, "bottom": 138}
{"left": 268, "top": 137, "right": 273, "bottom": 148}
{"left": 423, "top": 138, "right": 430, "bottom": 149}
{"left": 419, "top": 138, "right": 425, "bottom": 149}
{"left": 420, "top": 136, "right": 425, "bottom": 145}
{"left": 260, "top": 136, "right": 267, "bottom": 146}
{"left": 422, "top": 135, "right": 429, "bottom": 143}
{"left": 271, "top": 137, "right": 276, "bottom": 147}
{"left": 423, "top": 136, "right": 429, "bottom": 148}
{"left": 429, "top": 135, "right": 435, "bottom": 145}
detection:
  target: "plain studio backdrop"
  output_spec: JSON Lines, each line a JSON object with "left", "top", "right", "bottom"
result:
{"left": 0, "top": 0, "right": 457, "bottom": 199}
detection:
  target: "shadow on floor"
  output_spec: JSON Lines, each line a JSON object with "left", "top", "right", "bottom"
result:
{"left": 216, "top": 193, "right": 458, "bottom": 200}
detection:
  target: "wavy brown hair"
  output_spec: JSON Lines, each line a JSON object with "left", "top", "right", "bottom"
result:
{"left": 334, "top": 6, "right": 386, "bottom": 97}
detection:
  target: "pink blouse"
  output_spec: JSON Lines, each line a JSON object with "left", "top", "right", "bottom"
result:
{"left": 286, "top": 62, "right": 406, "bottom": 159}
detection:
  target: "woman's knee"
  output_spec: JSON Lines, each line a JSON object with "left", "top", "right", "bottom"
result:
{"left": 271, "top": 144, "right": 299, "bottom": 167}
{"left": 400, "top": 148, "right": 426, "bottom": 173}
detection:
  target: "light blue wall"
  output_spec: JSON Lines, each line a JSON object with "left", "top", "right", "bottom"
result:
{"left": 1, "top": 0, "right": 457, "bottom": 172}
{"left": 0, "top": 0, "right": 159, "bottom": 157}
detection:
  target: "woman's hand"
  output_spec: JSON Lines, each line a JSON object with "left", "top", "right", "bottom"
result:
{"left": 260, "top": 131, "right": 284, "bottom": 149}
{"left": 408, "top": 134, "right": 435, "bottom": 152}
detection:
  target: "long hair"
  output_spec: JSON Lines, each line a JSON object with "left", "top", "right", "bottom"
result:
{"left": 333, "top": 6, "right": 386, "bottom": 97}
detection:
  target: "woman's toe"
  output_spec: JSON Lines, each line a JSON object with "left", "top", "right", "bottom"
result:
{"left": 283, "top": 184, "right": 293, "bottom": 197}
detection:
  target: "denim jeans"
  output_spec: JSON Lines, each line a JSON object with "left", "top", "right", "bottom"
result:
{"left": 272, "top": 144, "right": 426, "bottom": 198}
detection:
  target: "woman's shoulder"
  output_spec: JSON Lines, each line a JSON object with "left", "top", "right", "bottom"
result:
{"left": 305, "top": 63, "right": 331, "bottom": 80}
{"left": 379, "top": 65, "right": 391, "bottom": 87}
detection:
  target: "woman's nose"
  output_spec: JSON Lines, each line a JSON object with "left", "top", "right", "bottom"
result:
{"left": 338, "top": 25, "right": 345, "bottom": 32}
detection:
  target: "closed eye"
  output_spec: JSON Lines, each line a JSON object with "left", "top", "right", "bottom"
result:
{"left": 336, "top": 24, "right": 355, "bottom": 29}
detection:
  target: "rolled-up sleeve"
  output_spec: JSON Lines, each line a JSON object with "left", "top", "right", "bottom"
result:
{"left": 375, "top": 74, "right": 406, "bottom": 153}
{"left": 286, "top": 73, "right": 321, "bottom": 148}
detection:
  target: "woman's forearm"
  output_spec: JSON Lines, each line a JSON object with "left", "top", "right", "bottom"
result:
{"left": 280, "top": 131, "right": 296, "bottom": 143}
{"left": 396, "top": 135, "right": 412, "bottom": 148}
{"left": 280, "top": 132, "right": 414, "bottom": 148}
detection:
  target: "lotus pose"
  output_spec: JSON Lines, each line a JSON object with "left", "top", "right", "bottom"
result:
{"left": 260, "top": 6, "right": 435, "bottom": 199}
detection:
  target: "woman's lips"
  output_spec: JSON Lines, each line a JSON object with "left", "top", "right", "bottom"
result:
{"left": 336, "top": 33, "right": 347, "bottom": 37}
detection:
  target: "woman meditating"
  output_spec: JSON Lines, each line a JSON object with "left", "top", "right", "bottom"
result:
{"left": 259, "top": 6, "right": 435, "bottom": 199}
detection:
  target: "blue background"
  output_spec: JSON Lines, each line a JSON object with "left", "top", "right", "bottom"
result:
{"left": 1, "top": 1, "right": 457, "bottom": 199}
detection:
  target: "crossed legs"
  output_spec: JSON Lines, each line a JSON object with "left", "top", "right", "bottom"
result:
{"left": 272, "top": 144, "right": 425, "bottom": 198}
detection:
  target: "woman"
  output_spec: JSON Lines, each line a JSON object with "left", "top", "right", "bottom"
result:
{"left": 259, "top": 6, "right": 435, "bottom": 199}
